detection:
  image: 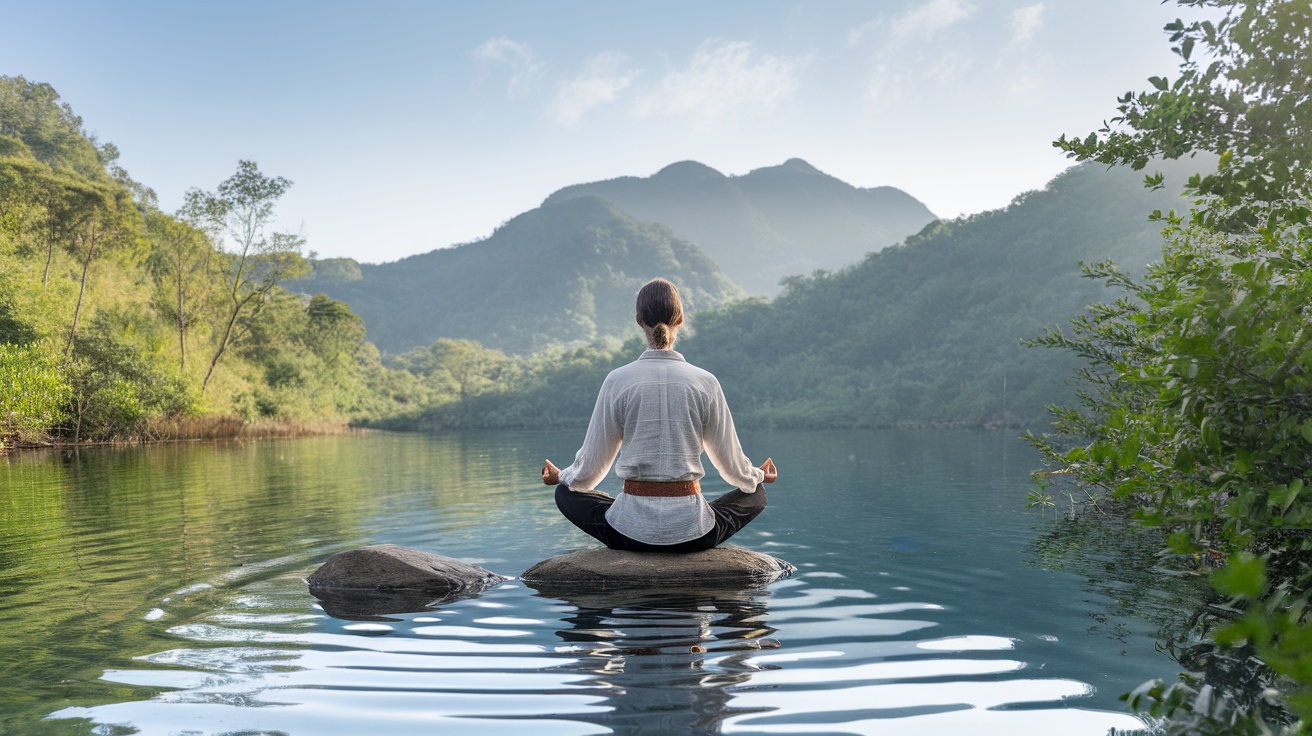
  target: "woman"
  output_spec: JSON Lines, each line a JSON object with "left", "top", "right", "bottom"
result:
{"left": 541, "top": 278, "right": 777, "bottom": 552}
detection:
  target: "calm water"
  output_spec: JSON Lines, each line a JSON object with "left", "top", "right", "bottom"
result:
{"left": 0, "top": 429, "right": 1208, "bottom": 735}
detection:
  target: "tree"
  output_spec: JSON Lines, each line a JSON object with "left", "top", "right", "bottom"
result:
{"left": 0, "top": 75, "right": 102, "bottom": 178}
{"left": 63, "top": 183, "right": 142, "bottom": 353}
{"left": 1032, "top": 0, "right": 1312, "bottom": 729}
{"left": 181, "top": 161, "right": 308, "bottom": 393}
{"left": 305, "top": 293, "right": 365, "bottom": 376}
{"left": 145, "top": 211, "right": 214, "bottom": 370}
{"left": 1055, "top": 0, "right": 1312, "bottom": 225}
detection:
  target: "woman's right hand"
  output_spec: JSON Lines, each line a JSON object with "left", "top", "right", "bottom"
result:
{"left": 759, "top": 457, "right": 777, "bottom": 484}
{"left": 542, "top": 459, "right": 561, "bottom": 486}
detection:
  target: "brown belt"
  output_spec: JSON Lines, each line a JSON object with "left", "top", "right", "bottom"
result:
{"left": 622, "top": 479, "right": 701, "bottom": 497}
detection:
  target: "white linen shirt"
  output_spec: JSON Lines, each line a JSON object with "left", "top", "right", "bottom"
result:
{"left": 558, "top": 348, "right": 765, "bottom": 545}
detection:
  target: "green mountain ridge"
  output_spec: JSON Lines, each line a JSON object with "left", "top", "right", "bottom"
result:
{"left": 544, "top": 158, "right": 938, "bottom": 295}
{"left": 410, "top": 159, "right": 1202, "bottom": 430}
{"left": 680, "top": 159, "right": 1197, "bottom": 427}
{"left": 292, "top": 195, "right": 745, "bottom": 355}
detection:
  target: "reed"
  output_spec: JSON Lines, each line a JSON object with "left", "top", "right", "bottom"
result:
{"left": 140, "top": 415, "right": 355, "bottom": 442}
{"left": 2, "top": 415, "right": 358, "bottom": 450}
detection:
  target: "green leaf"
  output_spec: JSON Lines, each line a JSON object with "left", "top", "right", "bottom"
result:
{"left": 1148, "top": 75, "right": 1169, "bottom": 91}
{"left": 1234, "top": 449, "right": 1254, "bottom": 475}
{"left": 1166, "top": 530, "right": 1197, "bottom": 554}
{"left": 1212, "top": 552, "right": 1266, "bottom": 599}
{"left": 1272, "top": 479, "right": 1304, "bottom": 514}
{"left": 1119, "top": 435, "right": 1143, "bottom": 466}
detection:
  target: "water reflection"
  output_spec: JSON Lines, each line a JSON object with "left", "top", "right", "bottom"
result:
{"left": 1, "top": 430, "right": 1191, "bottom": 734}
{"left": 716, "top": 578, "right": 1146, "bottom": 735}
{"left": 540, "top": 588, "right": 779, "bottom": 735}
{"left": 1027, "top": 513, "right": 1290, "bottom": 730}
{"left": 51, "top": 581, "right": 611, "bottom": 736}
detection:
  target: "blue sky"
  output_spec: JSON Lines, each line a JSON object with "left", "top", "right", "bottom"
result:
{"left": 3, "top": 1, "right": 1195, "bottom": 263}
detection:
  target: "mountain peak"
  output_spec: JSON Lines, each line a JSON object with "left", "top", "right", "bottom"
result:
{"left": 780, "top": 158, "right": 821, "bottom": 174}
{"left": 744, "top": 158, "right": 827, "bottom": 179}
{"left": 652, "top": 160, "right": 726, "bottom": 181}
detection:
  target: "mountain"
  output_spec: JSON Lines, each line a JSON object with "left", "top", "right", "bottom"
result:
{"left": 543, "top": 158, "right": 937, "bottom": 295}
{"left": 671, "top": 159, "right": 1199, "bottom": 428}
{"left": 291, "top": 196, "right": 745, "bottom": 355}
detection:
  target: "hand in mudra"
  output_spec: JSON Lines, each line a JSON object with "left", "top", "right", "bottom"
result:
{"left": 542, "top": 459, "right": 561, "bottom": 486}
{"left": 760, "top": 457, "right": 778, "bottom": 484}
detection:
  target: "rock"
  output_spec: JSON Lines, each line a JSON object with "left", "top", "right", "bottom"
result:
{"left": 520, "top": 546, "right": 795, "bottom": 595}
{"left": 307, "top": 544, "right": 508, "bottom": 618}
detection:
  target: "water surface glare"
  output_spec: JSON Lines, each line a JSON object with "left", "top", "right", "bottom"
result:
{"left": 0, "top": 429, "right": 1207, "bottom": 734}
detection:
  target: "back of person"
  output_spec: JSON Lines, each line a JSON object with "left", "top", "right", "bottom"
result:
{"left": 607, "top": 356, "right": 715, "bottom": 483}
{"left": 542, "top": 277, "right": 777, "bottom": 553}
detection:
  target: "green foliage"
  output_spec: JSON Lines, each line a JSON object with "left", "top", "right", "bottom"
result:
{"left": 0, "top": 343, "right": 68, "bottom": 444}
{"left": 1027, "top": 218, "right": 1312, "bottom": 541}
{"left": 0, "top": 76, "right": 104, "bottom": 178}
{"left": 144, "top": 210, "right": 214, "bottom": 370}
{"left": 0, "top": 77, "right": 418, "bottom": 444}
{"left": 376, "top": 337, "right": 640, "bottom": 430}
{"left": 65, "top": 313, "right": 197, "bottom": 441}
{"left": 1055, "top": 0, "right": 1312, "bottom": 228}
{"left": 1034, "top": 1, "right": 1312, "bottom": 729}
{"left": 305, "top": 293, "right": 366, "bottom": 371}
{"left": 181, "top": 160, "right": 309, "bottom": 392}
{"left": 296, "top": 257, "right": 362, "bottom": 284}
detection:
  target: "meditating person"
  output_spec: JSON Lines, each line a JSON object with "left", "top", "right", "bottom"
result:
{"left": 541, "top": 277, "right": 777, "bottom": 552}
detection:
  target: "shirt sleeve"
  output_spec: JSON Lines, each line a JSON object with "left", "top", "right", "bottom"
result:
{"left": 702, "top": 377, "right": 765, "bottom": 493}
{"left": 558, "top": 372, "right": 623, "bottom": 491}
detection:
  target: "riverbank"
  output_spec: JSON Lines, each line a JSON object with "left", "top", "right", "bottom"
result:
{"left": 0, "top": 415, "right": 358, "bottom": 452}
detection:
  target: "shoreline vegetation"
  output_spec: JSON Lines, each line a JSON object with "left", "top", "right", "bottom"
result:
{"left": 1, "top": 415, "right": 357, "bottom": 452}
{"left": 1025, "top": 1, "right": 1312, "bottom": 732}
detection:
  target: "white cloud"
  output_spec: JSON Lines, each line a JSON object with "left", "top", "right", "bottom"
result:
{"left": 550, "top": 52, "right": 639, "bottom": 125}
{"left": 472, "top": 36, "right": 542, "bottom": 96}
{"left": 889, "top": 0, "right": 977, "bottom": 47}
{"left": 1010, "top": 4, "right": 1045, "bottom": 43}
{"left": 848, "top": 0, "right": 978, "bottom": 103}
{"left": 633, "top": 40, "right": 800, "bottom": 125}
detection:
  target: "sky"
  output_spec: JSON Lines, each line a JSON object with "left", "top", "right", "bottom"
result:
{"left": 2, "top": 0, "right": 1198, "bottom": 264}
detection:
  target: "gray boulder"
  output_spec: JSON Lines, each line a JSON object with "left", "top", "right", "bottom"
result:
{"left": 307, "top": 544, "right": 508, "bottom": 618}
{"left": 520, "top": 546, "right": 794, "bottom": 595}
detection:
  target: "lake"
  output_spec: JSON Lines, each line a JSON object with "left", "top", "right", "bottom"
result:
{"left": 0, "top": 429, "right": 1208, "bottom": 735}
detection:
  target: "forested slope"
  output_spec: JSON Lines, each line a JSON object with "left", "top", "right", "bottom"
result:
{"left": 0, "top": 76, "right": 424, "bottom": 445}
{"left": 684, "top": 160, "right": 1193, "bottom": 427}
{"left": 292, "top": 196, "right": 746, "bottom": 355}
{"left": 417, "top": 160, "right": 1194, "bottom": 430}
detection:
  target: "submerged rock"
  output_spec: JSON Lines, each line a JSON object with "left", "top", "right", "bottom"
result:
{"left": 307, "top": 544, "right": 508, "bottom": 618}
{"left": 520, "top": 546, "right": 795, "bottom": 595}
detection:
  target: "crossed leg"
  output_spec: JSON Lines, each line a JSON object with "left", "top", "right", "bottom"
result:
{"left": 554, "top": 484, "right": 767, "bottom": 552}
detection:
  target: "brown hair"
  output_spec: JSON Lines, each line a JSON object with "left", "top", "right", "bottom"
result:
{"left": 636, "top": 278, "right": 683, "bottom": 349}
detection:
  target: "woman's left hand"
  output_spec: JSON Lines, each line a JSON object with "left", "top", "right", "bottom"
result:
{"left": 542, "top": 459, "right": 561, "bottom": 486}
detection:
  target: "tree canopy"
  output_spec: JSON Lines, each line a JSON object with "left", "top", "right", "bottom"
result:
{"left": 1034, "top": 1, "right": 1312, "bottom": 730}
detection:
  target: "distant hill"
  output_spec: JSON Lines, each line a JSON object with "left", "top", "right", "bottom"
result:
{"left": 675, "top": 160, "right": 1199, "bottom": 428}
{"left": 544, "top": 158, "right": 938, "bottom": 295}
{"left": 291, "top": 196, "right": 745, "bottom": 355}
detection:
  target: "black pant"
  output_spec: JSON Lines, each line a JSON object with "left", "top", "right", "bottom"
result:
{"left": 554, "top": 483, "right": 767, "bottom": 552}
